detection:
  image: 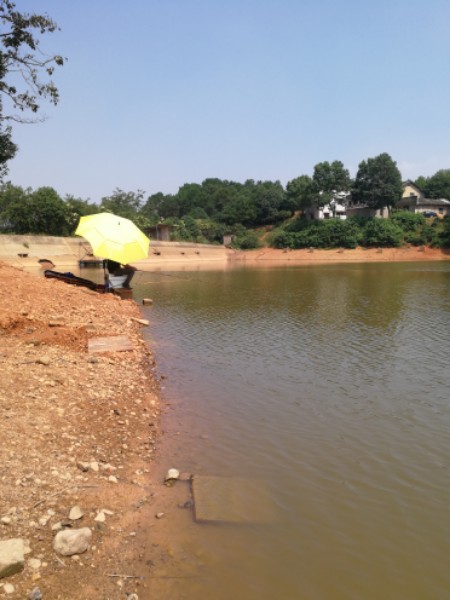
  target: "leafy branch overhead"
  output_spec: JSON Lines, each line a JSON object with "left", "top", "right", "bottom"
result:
{"left": 0, "top": 0, "right": 64, "bottom": 121}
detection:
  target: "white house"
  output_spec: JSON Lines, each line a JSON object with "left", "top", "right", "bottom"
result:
{"left": 303, "top": 191, "right": 350, "bottom": 220}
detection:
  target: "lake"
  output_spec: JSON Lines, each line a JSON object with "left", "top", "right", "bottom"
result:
{"left": 135, "top": 261, "right": 450, "bottom": 600}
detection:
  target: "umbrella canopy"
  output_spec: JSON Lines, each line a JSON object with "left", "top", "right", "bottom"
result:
{"left": 75, "top": 213, "right": 150, "bottom": 264}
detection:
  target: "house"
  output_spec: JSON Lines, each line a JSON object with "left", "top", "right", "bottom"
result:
{"left": 303, "top": 191, "right": 350, "bottom": 220}
{"left": 397, "top": 181, "right": 450, "bottom": 217}
{"left": 304, "top": 191, "right": 389, "bottom": 220}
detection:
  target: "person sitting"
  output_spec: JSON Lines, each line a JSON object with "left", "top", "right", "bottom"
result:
{"left": 104, "top": 259, "right": 136, "bottom": 289}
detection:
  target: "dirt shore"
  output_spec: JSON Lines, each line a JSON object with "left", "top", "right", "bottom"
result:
{"left": 231, "top": 245, "right": 450, "bottom": 265}
{"left": 0, "top": 262, "right": 166, "bottom": 599}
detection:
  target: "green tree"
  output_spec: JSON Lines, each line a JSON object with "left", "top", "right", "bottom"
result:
{"left": 311, "top": 161, "right": 351, "bottom": 212}
{"left": 64, "top": 195, "right": 98, "bottom": 233}
{"left": 0, "top": 1, "right": 64, "bottom": 175}
{"left": 421, "top": 169, "right": 450, "bottom": 199}
{"left": 0, "top": 180, "right": 24, "bottom": 228}
{"left": 286, "top": 174, "right": 313, "bottom": 210}
{"left": 0, "top": 123, "right": 16, "bottom": 179}
{"left": 100, "top": 189, "right": 144, "bottom": 221}
{"left": 176, "top": 183, "right": 205, "bottom": 217}
{"left": 3, "top": 186, "right": 68, "bottom": 234}
{"left": 352, "top": 153, "right": 402, "bottom": 212}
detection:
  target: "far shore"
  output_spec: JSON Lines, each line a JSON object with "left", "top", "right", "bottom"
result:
{"left": 0, "top": 234, "right": 449, "bottom": 272}
{"left": 228, "top": 245, "right": 450, "bottom": 266}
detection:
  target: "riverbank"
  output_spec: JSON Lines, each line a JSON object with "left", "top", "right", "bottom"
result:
{"left": 0, "top": 262, "right": 164, "bottom": 599}
{"left": 231, "top": 245, "right": 450, "bottom": 265}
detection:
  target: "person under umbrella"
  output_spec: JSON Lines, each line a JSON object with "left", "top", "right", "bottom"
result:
{"left": 104, "top": 259, "right": 136, "bottom": 289}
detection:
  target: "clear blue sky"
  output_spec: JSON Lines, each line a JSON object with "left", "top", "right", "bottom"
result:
{"left": 6, "top": 0, "right": 450, "bottom": 202}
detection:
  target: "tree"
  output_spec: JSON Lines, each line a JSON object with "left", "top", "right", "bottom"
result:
{"left": 0, "top": 122, "right": 16, "bottom": 178}
{"left": 3, "top": 185, "right": 68, "bottom": 234}
{"left": 421, "top": 169, "right": 450, "bottom": 199}
{"left": 352, "top": 153, "right": 402, "bottom": 212}
{"left": 311, "top": 161, "right": 351, "bottom": 213}
{"left": 100, "top": 189, "right": 144, "bottom": 221}
{"left": 0, "top": 1, "right": 64, "bottom": 175}
{"left": 64, "top": 195, "right": 98, "bottom": 233}
{"left": 286, "top": 174, "right": 313, "bottom": 210}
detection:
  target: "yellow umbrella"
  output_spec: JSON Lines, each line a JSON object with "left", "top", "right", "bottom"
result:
{"left": 75, "top": 213, "right": 150, "bottom": 264}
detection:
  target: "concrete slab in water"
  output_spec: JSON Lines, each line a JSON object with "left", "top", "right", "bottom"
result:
{"left": 88, "top": 335, "right": 134, "bottom": 353}
{"left": 192, "top": 475, "right": 275, "bottom": 524}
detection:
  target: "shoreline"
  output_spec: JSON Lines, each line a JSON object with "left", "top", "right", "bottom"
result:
{"left": 0, "top": 262, "right": 164, "bottom": 599}
{"left": 229, "top": 245, "right": 450, "bottom": 265}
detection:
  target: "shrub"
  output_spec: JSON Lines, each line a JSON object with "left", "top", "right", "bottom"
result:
{"left": 361, "top": 219, "right": 403, "bottom": 247}
{"left": 232, "top": 229, "right": 262, "bottom": 249}
{"left": 391, "top": 211, "right": 425, "bottom": 231}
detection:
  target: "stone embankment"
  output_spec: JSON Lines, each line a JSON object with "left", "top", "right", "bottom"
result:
{"left": 0, "top": 261, "right": 161, "bottom": 599}
{"left": 0, "top": 235, "right": 231, "bottom": 271}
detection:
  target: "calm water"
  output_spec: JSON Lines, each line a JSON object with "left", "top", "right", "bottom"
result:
{"left": 135, "top": 262, "right": 450, "bottom": 600}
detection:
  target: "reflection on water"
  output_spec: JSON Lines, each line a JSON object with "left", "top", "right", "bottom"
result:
{"left": 136, "top": 262, "right": 450, "bottom": 600}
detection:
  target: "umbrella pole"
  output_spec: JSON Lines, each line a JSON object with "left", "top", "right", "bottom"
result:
{"left": 103, "top": 260, "right": 110, "bottom": 292}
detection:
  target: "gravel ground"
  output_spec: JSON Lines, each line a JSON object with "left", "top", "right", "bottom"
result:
{"left": 0, "top": 262, "right": 162, "bottom": 599}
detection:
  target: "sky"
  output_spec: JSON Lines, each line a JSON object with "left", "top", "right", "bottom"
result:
{"left": 5, "top": 0, "right": 450, "bottom": 202}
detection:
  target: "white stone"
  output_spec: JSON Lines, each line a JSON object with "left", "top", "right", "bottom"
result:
{"left": 68, "top": 506, "right": 84, "bottom": 520}
{"left": 108, "top": 475, "right": 118, "bottom": 484}
{"left": 28, "top": 558, "right": 41, "bottom": 570}
{"left": 94, "top": 512, "right": 105, "bottom": 523}
{"left": 165, "top": 468, "right": 180, "bottom": 481}
{"left": 53, "top": 528, "right": 92, "bottom": 556}
{"left": 3, "top": 582, "right": 14, "bottom": 594}
{"left": 0, "top": 538, "right": 25, "bottom": 578}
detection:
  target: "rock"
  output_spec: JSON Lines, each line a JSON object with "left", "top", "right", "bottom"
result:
{"left": 155, "top": 512, "right": 165, "bottom": 519}
{"left": 131, "top": 317, "right": 149, "bottom": 326}
{"left": 48, "top": 320, "right": 64, "bottom": 327}
{"left": 3, "top": 582, "right": 14, "bottom": 594}
{"left": 28, "top": 558, "right": 41, "bottom": 571}
{"left": 68, "top": 506, "right": 84, "bottom": 520}
{"left": 36, "top": 356, "right": 51, "bottom": 366}
{"left": 76, "top": 461, "right": 90, "bottom": 472}
{"left": 0, "top": 538, "right": 25, "bottom": 579}
{"left": 108, "top": 475, "right": 118, "bottom": 483}
{"left": 28, "top": 588, "right": 42, "bottom": 600}
{"left": 53, "top": 528, "right": 92, "bottom": 556}
{"left": 89, "top": 461, "right": 99, "bottom": 472}
{"left": 94, "top": 511, "right": 105, "bottom": 523}
{"left": 165, "top": 468, "right": 180, "bottom": 482}
{"left": 1, "top": 516, "right": 12, "bottom": 525}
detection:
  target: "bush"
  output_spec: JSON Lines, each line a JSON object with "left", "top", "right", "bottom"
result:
{"left": 391, "top": 210, "right": 425, "bottom": 231}
{"left": 232, "top": 229, "right": 262, "bottom": 249}
{"left": 361, "top": 219, "right": 404, "bottom": 247}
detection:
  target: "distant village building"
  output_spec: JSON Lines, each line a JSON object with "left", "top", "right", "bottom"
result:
{"left": 146, "top": 223, "right": 171, "bottom": 241}
{"left": 397, "top": 181, "right": 450, "bottom": 217}
{"left": 303, "top": 191, "right": 350, "bottom": 220}
{"left": 223, "top": 234, "right": 234, "bottom": 247}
